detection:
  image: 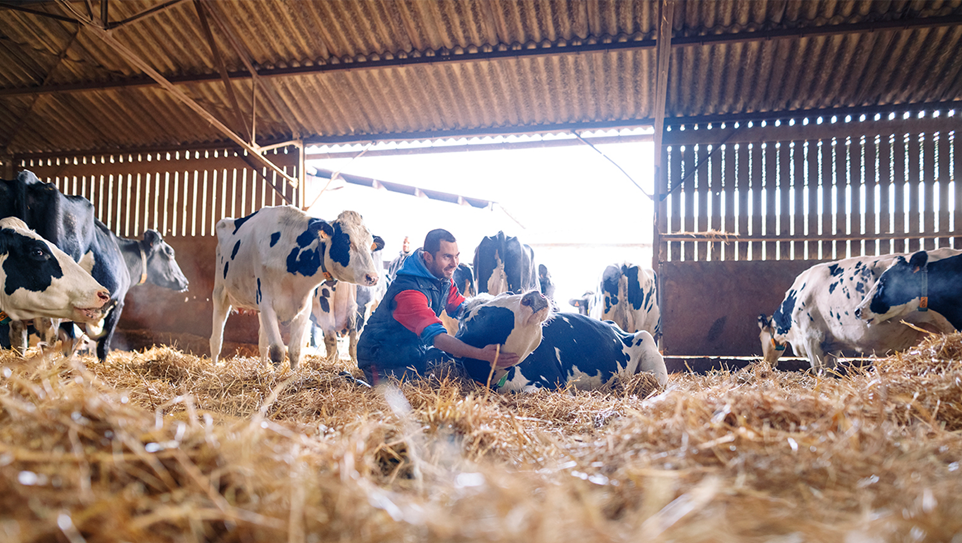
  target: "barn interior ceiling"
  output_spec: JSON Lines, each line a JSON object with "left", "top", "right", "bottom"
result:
{"left": 1, "top": 0, "right": 961, "bottom": 162}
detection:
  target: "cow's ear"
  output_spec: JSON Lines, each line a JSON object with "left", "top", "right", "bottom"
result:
{"left": 757, "top": 314, "right": 770, "bottom": 330}
{"left": 309, "top": 219, "right": 334, "bottom": 240}
{"left": 143, "top": 229, "right": 161, "bottom": 248}
{"left": 909, "top": 251, "right": 929, "bottom": 273}
{"left": 372, "top": 235, "right": 385, "bottom": 252}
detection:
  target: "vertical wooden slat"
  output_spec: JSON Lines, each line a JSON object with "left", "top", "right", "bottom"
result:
{"left": 777, "top": 141, "right": 791, "bottom": 260}
{"left": 751, "top": 143, "right": 763, "bottom": 260}
{"left": 668, "top": 145, "right": 682, "bottom": 261}
{"left": 922, "top": 131, "right": 936, "bottom": 251}
{"left": 723, "top": 143, "right": 736, "bottom": 261}
{"left": 683, "top": 143, "right": 696, "bottom": 261}
{"left": 836, "top": 137, "right": 850, "bottom": 259}
{"left": 187, "top": 167, "right": 199, "bottom": 237}
{"left": 696, "top": 144, "right": 709, "bottom": 261}
{"left": 907, "top": 133, "right": 921, "bottom": 253}
{"left": 879, "top": 134, "right": 892, "bottom": 255}
{"left": 709, "top": 142, "right": 722, "bottom": 261}
{"left": 936, "top": 130, "right": 950, "bottom": 248}
{"left": 805, "top": 140, "right": 819, "bottom": 259}
{"left": 821, "top": 139, "right": 835, "bottom": 260}
{"left": 864, "top": 134, "right": 878, "bottom": 256}
{"left": 953, "top": 129, "right": 960, "bottom": 249}
{"left": 764, "top": 141, "right": 778, "bottom": 260}
{"left": 848, "top": 135, "right": 862, "bottom": 257}
{"left": 736, "top": 143, "right": 750, "bottom": 261}
{"left": 792, "top": 140, "right": 805, "bottom": 260}
{"left": 893, "top": 133, "right": 907, "bottom": 254}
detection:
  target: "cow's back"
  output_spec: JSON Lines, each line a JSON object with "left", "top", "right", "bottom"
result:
{"left": 593, "top": 262, "right": 659, "bottom": 338}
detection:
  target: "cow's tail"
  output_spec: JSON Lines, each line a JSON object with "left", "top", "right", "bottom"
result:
{"left": 619, "top": 273, "right": 633, "bottom": 333}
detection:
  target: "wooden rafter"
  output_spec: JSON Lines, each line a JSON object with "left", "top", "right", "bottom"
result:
{"left": 53, "top": 0, "right": 298, "bottom": 192}
{"left": 193, "top": 0, "right": 250, "bottom": 142}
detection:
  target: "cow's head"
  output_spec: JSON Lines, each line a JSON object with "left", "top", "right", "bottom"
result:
{"left": 757, "top": 314, "right": 788, "bottom": 364}
{"left": 0, "top": 217, "right": 110, "bottom": 323}
{"left": 855, "top": 251, "right": 930, "bottom": 325}
{"left": 453, "top": 263, "right": 476, "bottom": 297}
{"left": 324, "top": 211, "right": 384, "bottom": 287}
{"left": 568, "top": 291, "right": 594, "bottom": 316}
{"left": 141, "top": 230, "right": 189, "bottom": 292}
{"left": 538, "top": 263, "right": 556, "bottom": 301}
{"left": 456, "top": 291, "right": 551, "bottom": 380}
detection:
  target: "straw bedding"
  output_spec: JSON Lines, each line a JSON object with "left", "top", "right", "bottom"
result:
{"left": 2, "top": 332, "right": 961, "bottom": 542}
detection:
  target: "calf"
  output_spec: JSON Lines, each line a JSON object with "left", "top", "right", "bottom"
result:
{"left": 455, "top": 290, "right": 551, "bottom": 383}
{"left": 855, "top": 250, "right": 962, "bottom": 331}
{"left": 473, "top": 231, "right": 540, "bottom": 295}
{"left": 310, "top": 247, "right": 386, "bottom": 363}
{"left": 585, "top": 263, "right": 660, "bottom": 339}
{"left": 211, "top": 207, "right": 383, "bottom": 369}
{"left": 759, "top": 250, "right": 959, "bottom": 370}
{"left": 441, "top": 263, "right": 477, "bottom": 335}
{"left": 0, "top": 218, "right": 109, "bottom": 328}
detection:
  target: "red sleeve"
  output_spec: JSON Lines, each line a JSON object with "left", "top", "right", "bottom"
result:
{"left": 393, "top": 290, "right": 443, "bottom": 336}
{"left": 446, "top": 283, "right": 465, "bottom": 314}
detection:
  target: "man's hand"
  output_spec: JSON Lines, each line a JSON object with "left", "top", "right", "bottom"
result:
{"left": 479, "top": 344, "right": 519, "bottom": 368}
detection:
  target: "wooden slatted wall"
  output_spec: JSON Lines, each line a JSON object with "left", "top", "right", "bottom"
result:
{"left": 19, "top": 146, "right": 303, "bottom": 238}
{"left": 658, "top": 111, "right": 959, "bottom": 262}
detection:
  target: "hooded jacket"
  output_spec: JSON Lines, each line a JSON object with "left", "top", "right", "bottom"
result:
{"left": 357, "top": 248, "right": 465, "bottom": 376}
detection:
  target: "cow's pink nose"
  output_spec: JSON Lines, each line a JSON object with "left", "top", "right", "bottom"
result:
{"left": 97, "top": 290, "right": 110, "bottom": 303}
{"left": 366, "top": 274, "right": 378, "bottom": 285}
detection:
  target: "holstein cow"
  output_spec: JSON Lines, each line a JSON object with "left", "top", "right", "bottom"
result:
{"left": 0, "top": 218, "right": 110, "bottom": 328}
{"left": 440, "top": 263, "right": 476, "bottom": 335}
{"left": 856, "top": 250, "right": 962, "bottom": 332}
{"left": 473, "top": 231, "right": 540, "bottom": 295}
{"left": 310, "top": 246, "right": 386, "bottom": 363}
{"left": 759, "top": 250, "right": 959, "bottom": 370}
{"left": 458, "top": 306, "right": 666, "bottom": 392}
{"left": 538, "top": 264, "right": 556, "bottom": 304}
{"left": 578, "top": 263, "right": 660, "bottom": 339}
{"left": 211, "top": 207, "right": 383, "bottom": 369}
{"left": 454, "top": 290, "right": 551, "bottom": 381}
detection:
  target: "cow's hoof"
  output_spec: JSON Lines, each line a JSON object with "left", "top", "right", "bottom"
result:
{"left": 269, "top": 345, "right": 285, "bottom": 368}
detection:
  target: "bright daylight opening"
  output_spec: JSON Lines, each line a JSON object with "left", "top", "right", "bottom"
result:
{"left": 306, "top": 133, "right": 655, "bottom": 311}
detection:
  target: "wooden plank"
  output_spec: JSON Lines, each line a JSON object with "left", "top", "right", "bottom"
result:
{"left": 806, "top": 140, "right": 820, "bottom": 259}
{"left": 696, "top": 143, "right": 709, "bottom": 261}
{"left": 723, "top": 143, "right": 736, "bottom": 261}
{"left": 955, "top": 130, "right": 961, "bottom": 249}
{"left": 792, "top": 140, "right": 805, "bottom": 260}
{"left": 835, "top": 137, "right": 849, "bottom": 259}
{"left": 668, "top": 145, "right": 682, "bottom": 261}
{"left": 764, "top": 141, "right": 778, "bottom": 260}
{"left": 683, "top": 141, "right": 695, "bottom": 261}
{"left": 922, "top": 131, "right": 936, "bottom": 251}
{"left": 736, "top": 143, "right": 750, "bottom": 261}
{"left": 864, "top": 135, "right": 878, "bottom": 256}
{"left": 936, "top": 130, "right": 951, "bottom": 248}
{"left": 751, "top": 142, "right": 763, "bottom": 260}
{"left": 709, "top": 141, "right": 722, "bottom": 261}
{"left": 821, "top": 139, "right": 835, "bottom": 260}
{"left": 848, "top": 136, "right": 862, "bottom": 257}
{"left": 893, "top": 133, "right": 907, "bottom": 254}
{"left": 907, "top": 133, "right": 921, "bottom": 253}
{"left": 778, "top": 141, "right": 791, "bottom": 260}
{"left": 879, "top": 134, "right": 892, "bottom": 255}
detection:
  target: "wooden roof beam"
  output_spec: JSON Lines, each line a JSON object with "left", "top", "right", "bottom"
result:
{"left": 193, "top": 0, "right": 250, "bottom": 143}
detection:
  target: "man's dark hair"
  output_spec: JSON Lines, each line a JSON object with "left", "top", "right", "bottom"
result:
{"left": 424, "top": 228, "right": 456, "bottom": 255}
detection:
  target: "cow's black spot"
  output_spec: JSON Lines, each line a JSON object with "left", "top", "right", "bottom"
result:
{"left": 329, "top": 222, "right": 352, "bottom": 267}
{"left": 223, "top": 261, "right": 229, "bottom": 279}
{"left": 624, "top": 265, "right": 646, "bottom": 311}
{"left": 828, "top": 264, "right": 843, "bottom": 277}
{"left": 828, "top": 281, "right": 838, "bottom": 294}
{"left": 286, "top": 246, "right": 321, "bottom": 277}
{"left": 231, "top": 240, "right": 241, "bottom": 260}
{"left": 256, "top": 278, "right": 262, "bottom": 304}
{"left": 232, "top": 209, "right": 258, "bottom": 234}
{"left": 319, "top": 296, "right": 330, "bottom": 313}
{"left": 270, "top": 232, "right": 281, "bottom": 247}
{"left": 855, "top": 282, "right": 865, "bottom": 293}
{"left": 1, "top": 231, "right": 63, "bottom": 295}
{"left": 772, "top": 290, "right": 796, "bottom": 335}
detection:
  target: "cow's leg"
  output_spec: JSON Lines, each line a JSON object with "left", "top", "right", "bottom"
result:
{"left": 348, "top": 329, "right": 358, "bottom": 363}
{"left": 209, "top": 285, "right": 231, "bottom": 365}
{"left": 257, "top": 304, "right": 285, "bottom": 368}
{"left": 323, "top": 331, "right": 338, "bottom": 364}
{"left": 33, "top": 318, "right": 60, "bottom": 347}
{"left": 287, "top": 305, "right": 313, "bottom": 371}
{"left": 9, "top": 321, "right": 28, "bottom": 355}
{"left": 94, "top": 301, "right": 123, "bottom": 363}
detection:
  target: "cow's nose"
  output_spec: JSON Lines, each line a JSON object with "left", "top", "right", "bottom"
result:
{"left": 97, "top": 290, "right": 111, "bottom": 303}
{"left": 366, "top": 274, "right": 378, "bottom": 285}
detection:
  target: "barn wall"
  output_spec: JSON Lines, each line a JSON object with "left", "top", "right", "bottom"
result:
{"left": 656, "top": 111, "right": 959, "bottom": 356}
{"left": 17, "top": 147, "right": 305, "bottom": 353}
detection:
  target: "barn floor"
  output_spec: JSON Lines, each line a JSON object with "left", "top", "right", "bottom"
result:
{"left": 2, "top": 332, "right": 961, "bottom": 542}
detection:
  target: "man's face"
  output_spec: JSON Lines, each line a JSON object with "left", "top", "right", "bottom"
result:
{"left": 402, "top": 237, "right": 410, "bottom": 253}
{"left": 423, "top": 240, "right": 459, "bottom": 280}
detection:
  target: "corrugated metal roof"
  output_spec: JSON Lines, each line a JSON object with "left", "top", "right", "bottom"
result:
{"left": 1, "top": 0, "right": 961, "bottom": 157}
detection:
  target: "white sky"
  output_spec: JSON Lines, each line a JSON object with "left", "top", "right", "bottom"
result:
{"left": 306, "top": 138, "right": 655, "bottom": 310}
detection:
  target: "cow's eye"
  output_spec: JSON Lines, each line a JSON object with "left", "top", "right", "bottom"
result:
{"left": 31, "top": 248, "right": 48, "bottom": 260}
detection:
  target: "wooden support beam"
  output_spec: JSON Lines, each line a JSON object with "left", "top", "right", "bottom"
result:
{"left": 193, "top": 0, "right": 250, "bottom": 142}
{"left": 56, "top": 0, "right": 298, "bottom": 190}
{"left": 200, "top": 0, "right": 301, "bottom": 139}
{"left": 652, "top": 0, "right": 674, "bottom": 269}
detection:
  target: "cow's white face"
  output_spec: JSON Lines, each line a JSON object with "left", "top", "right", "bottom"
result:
{"left": 757, "top": 315, "right": 788, "bottom": 364}
{"left": 0, "top": 217, "right": 110, "bottom": 323}
{"left": 325, "top": 211, "right": 384, "bottom": 287}
{"left": 459, "top": 290, "right": 551, "bottom": 364}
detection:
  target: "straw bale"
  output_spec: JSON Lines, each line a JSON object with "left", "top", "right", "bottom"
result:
{"left": 2, "top": 332, "right": 962, "bottom": 542}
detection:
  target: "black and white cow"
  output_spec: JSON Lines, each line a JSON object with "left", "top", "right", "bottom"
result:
{"left": 759, "top": 250, "right": 959, "bottom": 370}
{"left": 0, "top": 217, "right": 110, "bottom": 327}
{"left": 310, "top": 246, "right": 386, "bottom": 363}
{"left": 538, "top": 263, "right": 556, "bottom": 303}
{"left": 441, "top": 263, "right": 477, "bottom": 335}
{"left": 473, "top": 231, "right": 540, "bottom": 295}
{"left": 454, "top": 290, "right": 551, "bottom": 381}
{"left": 856, "top": 250, "right": 962, "bottom": 332}
{"left": 211, "top": 207, "right": 383, "bottom": 369}
{"left": 577, "top": 263, "right": 660, "bottom": 339}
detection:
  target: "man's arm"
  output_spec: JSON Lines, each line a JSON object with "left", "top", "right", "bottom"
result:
{"left": 433, "top": 333, "right": 520, "bottom": 368}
